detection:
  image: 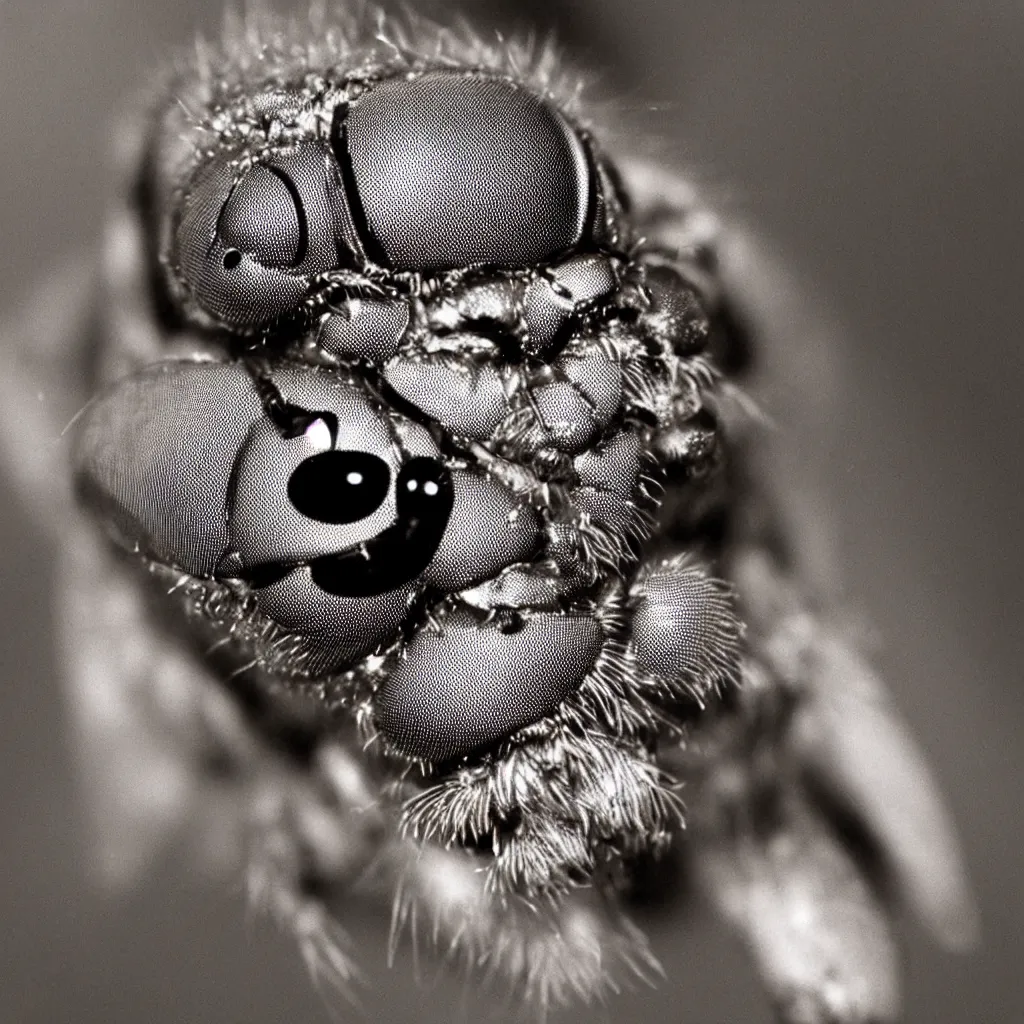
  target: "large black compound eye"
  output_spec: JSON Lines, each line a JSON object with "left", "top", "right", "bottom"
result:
{"left": 288, "top": 450, "right": 391, "bottom": 525}
{"left": 218, "top": 164, "right": 306, "bottom": 269}
{"left": 336, "top": 70, "right": 593, "bottom": 271}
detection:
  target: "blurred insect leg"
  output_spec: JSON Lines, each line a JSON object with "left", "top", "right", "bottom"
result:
{"left": 0, "top": 258, "right": 96, "bottom": 531}
{"left": 681, "top": 469, "right": 976, "bottom": 1014}
{"left": 718, "top": 218, "right": 978, "bottom": 951}
{"left": 674, "top": 649, "right": 902, "bottom": 1024}
{"left": 59, "top": 524, "right": 256, "bottom": 886}
{"left": 247, "top": 743, "right": 389, "bottom": 998}
{"left": 735, "top": 549, "right": 979, "bottom": 951}
{"left": 798, "top": 632, "right": 980, "bottom": 951}
{"left": 694, "top": 769, "right": 901, "bottom": 1024}
{"left": 626, "top": 159, "right": 976, "bottom": 1005}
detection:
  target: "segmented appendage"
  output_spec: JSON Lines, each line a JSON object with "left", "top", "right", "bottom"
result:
{"left": 1, "top": 5, "right": 973, "bottom": 1018}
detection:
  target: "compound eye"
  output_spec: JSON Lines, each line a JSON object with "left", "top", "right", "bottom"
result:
{"left": 339, "top": 71, "right": 592, "bottom": 271}
{"left": 219, "top": 164, "right": 305, "bottom": 269}
{"left": 288, "top": 450, "right": 391, "bottom": 525}
{"left": 174, "top": 160, "right": 309, "bottom": 327}
{"left": 173, "top": 140, "right": 355, "bottom": 329}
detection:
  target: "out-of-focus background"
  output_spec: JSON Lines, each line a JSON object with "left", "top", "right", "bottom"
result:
{"left": 1, "top": 1, "right": 1020, "bottom": 1021}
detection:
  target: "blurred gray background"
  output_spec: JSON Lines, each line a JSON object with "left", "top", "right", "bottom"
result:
{"left": 1, "top": 1, "right": 1021, "bottom": 1021}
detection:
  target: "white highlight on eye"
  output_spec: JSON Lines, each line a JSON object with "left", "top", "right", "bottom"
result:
{"left": 423, "top": 480, "right": 439, "bottom": 496}
{"left": 303, "top": 418, "right": 333, "bottom": 451}
{"left": 406, "top": 479, "right": 418, "bottom": 492}
{"left": 346, "top": 471, "right": 364, "bottom": 486}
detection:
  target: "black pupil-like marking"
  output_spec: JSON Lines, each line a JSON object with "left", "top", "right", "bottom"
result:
{"left": 310, "top": 457, "right": 454, "bottom": 597}
{"left": 287, "top": 450, "right": 390, "bottom": 524}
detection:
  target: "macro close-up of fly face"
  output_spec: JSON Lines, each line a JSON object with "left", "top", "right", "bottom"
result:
{"left": 4, "top": 2, "right": 1023, "bottom": 1023}
{"left": 75, "top": 16, "right": 745, "bottom": 918}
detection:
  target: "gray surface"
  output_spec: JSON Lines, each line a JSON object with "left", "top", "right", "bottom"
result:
{"left": 1, "top": 1, "right": 1021, "bottom": 1021}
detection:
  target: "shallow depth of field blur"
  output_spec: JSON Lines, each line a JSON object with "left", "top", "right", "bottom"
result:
{"left": 1, "top": 1, "right": 1021, "bottom": 1021}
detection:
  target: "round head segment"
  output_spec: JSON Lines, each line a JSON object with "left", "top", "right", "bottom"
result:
{"left": 336, "top": 70, "right": 594, "bottom": 271}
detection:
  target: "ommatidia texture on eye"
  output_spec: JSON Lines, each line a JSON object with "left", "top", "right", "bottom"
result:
{"left": 172, "top": 68, "right": 608, "bottom": 327}
{"left": 79, "top": 42, "right": 739, "bottom": 825}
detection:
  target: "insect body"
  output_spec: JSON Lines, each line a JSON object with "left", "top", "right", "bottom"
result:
{"left": 77, "top": 46, "right": 739, "bottom": 796}
{"left": 7, "top": 7, "right": 971, "bottom": 1017}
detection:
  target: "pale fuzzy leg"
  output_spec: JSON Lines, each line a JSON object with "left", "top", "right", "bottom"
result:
{"left": 245, "top": 747, "right": 385, "bottom": 997}
{"left": 678, "top": 651, "right": 902, "bottom": 1024}
{"left": 794, "top": 636, "right": 979, "bottom": 951}
{"left": 624, "top": 159, "right": 977, "bottom": 1017}
{"left": 59, "top": 525, "right": 258, "bottom": 885}
{"left": 697, "top": 787, "right": 900, "bottom": 1024}
{"left": 733, "top": 552, "right": 978, "bottom": 950}
{"left": 624, "top": 158, "right": 977, "bottom": 943}
{"left": 735, "top": 551, "right": 980, "bottom": 951}
{"left": 689, "top": 546, "right": 980, "bottom": 1023}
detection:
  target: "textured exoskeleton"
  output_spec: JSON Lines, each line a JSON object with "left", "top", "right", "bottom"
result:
{"left": 167, "top": 65, "right": 619, "bottom": 330}
{"left": 0, "top": 7, "right": 975, "bottom": 1019}
{"left": 76, "top": 12, "right": 738, "bottom": 784}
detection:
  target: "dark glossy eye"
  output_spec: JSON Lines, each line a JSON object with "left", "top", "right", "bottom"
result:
{"left": 395, "top": 456, "right": 452, "bottom": 518}
{"left": 336, "top": 70, "right": 593, "bottom": 271}
{"left": 288, "top": 450, "right": 391, "bottom": 524}
{"left": 218, "top": 165, "right": 305, "bottom": 268}
{"left": 308, "top": 457, "right": 454, "bottom": 598}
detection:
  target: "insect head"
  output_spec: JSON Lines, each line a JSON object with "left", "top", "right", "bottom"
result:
{"left": 73, "top": 21, "right": 740, "bottom": 950}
